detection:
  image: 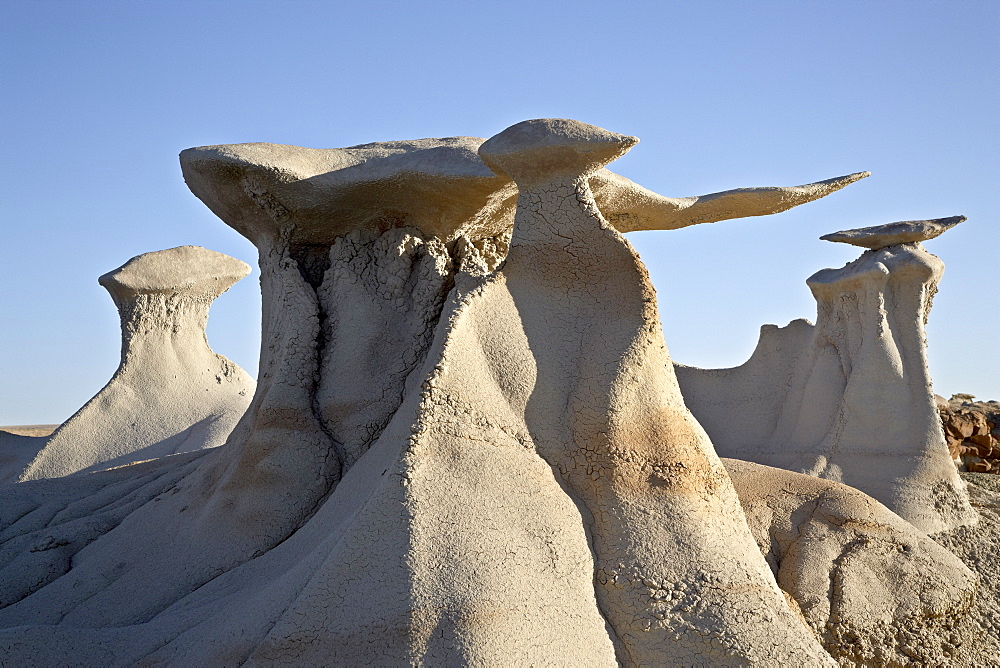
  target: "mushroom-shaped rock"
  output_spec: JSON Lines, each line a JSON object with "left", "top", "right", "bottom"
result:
{"left": 181, "top": 133, "right": 867, "bottom": 248}
{"left": 820, "top": 215, "right": 965, "bottom": 249}
{"left": 180, "top": 138, "right": 519, "bottom": 247}
{"left": 471, "top": 118, "right": 832, "bottom": 664}
{"left": 0, "top": 120, "right": 868, "bottom": 665}
{"left": 676, "top": 220, "right": 976, "bottom": 532}
{"left": 178, "top": 129, "right": 868, "bottom": 495}
{"left": 18, "top": 246, "right": 255, "bottom": 481}
{"left": 723, "top": 458, "right": 976, "bottom": 665}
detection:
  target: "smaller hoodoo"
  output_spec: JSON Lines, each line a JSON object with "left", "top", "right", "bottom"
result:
{"left": 19, "top": 245, "right": 255, "bottom": 481}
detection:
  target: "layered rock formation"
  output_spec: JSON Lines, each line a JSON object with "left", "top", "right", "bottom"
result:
{"left": 676, "top": 217, "right": 977, "bottom": 533}
{"left": 18, "top": 246, "right": 255, "bottom": 481}
{"left": 1, "top": 118, "right": 986, "bottom": 665}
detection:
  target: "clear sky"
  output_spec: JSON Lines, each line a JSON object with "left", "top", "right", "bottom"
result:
{"left": 1, "top": 1, "right": 997, "bottom": 425}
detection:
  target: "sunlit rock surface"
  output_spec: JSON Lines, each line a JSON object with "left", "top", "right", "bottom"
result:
{"left": 4, "top": 120, "right": 985, "bottom": 666}
{"left": 18, "top": 246, "right": 255, "bottom": 482}
{"left": 677, "top": 220, "right": 977, "bottom": 532}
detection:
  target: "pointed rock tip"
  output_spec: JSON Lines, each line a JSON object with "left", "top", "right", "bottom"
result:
{"left": 820, "top": 215, "right": 966, "bottom": 250}
{"left": 479, "top": 118, "right": 638, "bottom": 183}
{"left": 839, "top": 170, "right": 871, "bottom": 183}
{"left": 99, "top": 245, "right": 252, "bottom": 298}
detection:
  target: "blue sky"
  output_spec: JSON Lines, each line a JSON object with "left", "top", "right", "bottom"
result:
{"left": 2, "top": 1, "right": 997, "bottom": 424}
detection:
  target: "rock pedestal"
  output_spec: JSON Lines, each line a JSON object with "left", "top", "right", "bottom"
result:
{"left": 677, "top": 218, "right": 977, "bottom": 532}
{"left": 19, "top": 245, "right": 255, "bottom": 481}
{"left": 0, "top": 119, "right": 876, "bottom": 665}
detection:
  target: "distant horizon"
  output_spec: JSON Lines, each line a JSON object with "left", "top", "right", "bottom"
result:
{"left": 2, "top": 1, "right": 997, "bottom": 424}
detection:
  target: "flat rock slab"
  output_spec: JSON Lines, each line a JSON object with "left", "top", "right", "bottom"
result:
{"left": 181, "top": 139, "right": 517, "bottom": 245}
{"left": 100, "top": 245, "right": 251, "bottom": 298}
{"left": 181, "top": 132, "right": 868, "bottom": 246}
{"left": 820, "top": 215, "right": 965, "bottom": 249}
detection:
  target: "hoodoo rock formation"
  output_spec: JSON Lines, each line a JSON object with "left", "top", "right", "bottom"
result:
{"left": 18, "top": 246, "right": 255, "bottom": 481}
{"left": 676, "top": 217, "right": 977, "bottom": 533}
{"left": 0, "top": 119, "right": 991, "bottom": 665}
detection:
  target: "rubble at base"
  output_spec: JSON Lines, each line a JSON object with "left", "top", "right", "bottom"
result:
{"left": 938, "top": 394, "right": 1000, "bottom": 473}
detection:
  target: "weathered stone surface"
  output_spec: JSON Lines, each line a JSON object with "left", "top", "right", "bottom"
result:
{"left": 474, "top": 118, "right": 831, "bottom": 664}
{"left": 595, "top": 169, "right": 870, "bottom": 232}
{"left": 676, "top": 224, "right": 976, "bottom": 532}
{"left": 0, "top": 118, "right": 892, "bottom": 665}
{"left": 934, "top": 477, "right": 1000, "bottom": 665}
{"left": 0, "top": 432, "right": 47, "bottom": 484}
{"left": 18, "top": 246, "right": 255, "bottom": 482}
{"left": 820, "top": 215, "right": 964, "bottom": 249}
{"left": 725, "top": 458, "right": 976, "bottom": 666}
{"left": 181, "top": 129, "right": 868, "bottom": 246}
{"left": 940, "top": 397, "right": 1000, "bottom": 474}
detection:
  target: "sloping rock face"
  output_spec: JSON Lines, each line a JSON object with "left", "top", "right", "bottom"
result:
{"left": 676, "top": 224, "right": 977, "bottom": 533}
{"left": 934, "top": 474, "right": 1000, "bottom": 665}
{"left": 0, "top": 119, "right": 906, "bottom": 665}
{"left": 18, "top": 246, "right": 255, "bottom": 481}
{"left": 724, "top": 458, "right": 976, "bottom": 665}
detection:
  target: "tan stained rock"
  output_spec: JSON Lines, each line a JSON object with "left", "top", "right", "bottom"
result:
{"left": 970, "top": 433, "right": 993, "bottom": 449}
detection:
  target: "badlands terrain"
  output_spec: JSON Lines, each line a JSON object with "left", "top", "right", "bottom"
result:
{"left": 0, "top": 118, "right": 996, "bottom": 666}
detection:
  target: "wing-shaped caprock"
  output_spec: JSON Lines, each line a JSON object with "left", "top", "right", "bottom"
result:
{"left": 591, "top": 170, "right": 871, "bottom": 232}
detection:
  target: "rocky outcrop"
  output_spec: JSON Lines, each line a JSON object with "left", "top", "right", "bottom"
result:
{"left": 11, "top": 118, "right": 981, "bottom": 666}
{"left": 676, "top": 217, "right": 977, "bottom": 533}
{"left": 18, "top": 246, "right": 255, "bottom": 481}
{"left": 724, "top": 458, "right": 976, "bottom": 665}
{"left": 939, "top": 395, "right": 1000, "bottom": 472}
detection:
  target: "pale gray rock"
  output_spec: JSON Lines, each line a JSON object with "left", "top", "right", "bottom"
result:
{"left": 820, "top": 215, "right": 965, "bottom": 249}
{"left": 180, "top": 138, "right": 518, "bottom": 246}
{"left": 594, "top": 169, "right": 870, "bottom": 232}
{"left": 18, "top": 246, "right": 255, "bottom": 481}
{"left": 677, "top": 222, "right": 977, "bottom": 532}
{"left": 725, "top": 458, "right": 976, "bottom": 665}
{"left": 0, "top": 119, "right": 879, "bottom": 665}
{"left": 181, "top": 131, "right": 868, "bottom": 245}
{"left": 474, "top": 118, "right": 834, "bottom": 665}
